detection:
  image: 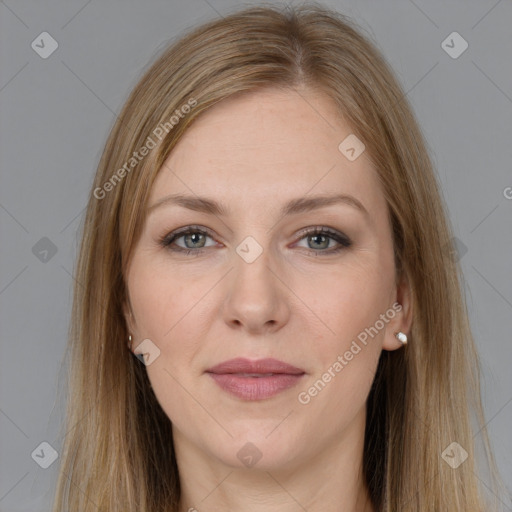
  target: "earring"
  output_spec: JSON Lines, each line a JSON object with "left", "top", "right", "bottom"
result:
{"left": 128, "top": 334, "right": 132, "bottom": 348}
{"left": 395, "top": 332, "right": 407, "bottom": 345}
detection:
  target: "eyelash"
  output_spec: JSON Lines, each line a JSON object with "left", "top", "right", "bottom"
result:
{"left": 158, "top": 224, "right": 352, "bottom": 256}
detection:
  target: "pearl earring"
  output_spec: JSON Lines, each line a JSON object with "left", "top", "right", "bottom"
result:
{"left": 395, "top": 332, "right": 407, "bottom": 345}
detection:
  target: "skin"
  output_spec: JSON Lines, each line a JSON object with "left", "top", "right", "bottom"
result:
{"left": 124, "top": 85, "right": 413, "bottom": 512}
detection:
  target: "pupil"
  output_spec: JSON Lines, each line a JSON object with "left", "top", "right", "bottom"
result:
{"left": 311, "top": 234, "right": 328, "bottom": 249}
{"left": 187, "top": 233, "right": 204, "bottom": 248}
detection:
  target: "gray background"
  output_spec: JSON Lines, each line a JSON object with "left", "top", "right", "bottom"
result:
{"left": 0, "top": 0, "right": 511, "bottom": 510}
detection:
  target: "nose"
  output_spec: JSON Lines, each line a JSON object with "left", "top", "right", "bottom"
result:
{"left": 222, "top": 245, "right": 290, "bottom": 335}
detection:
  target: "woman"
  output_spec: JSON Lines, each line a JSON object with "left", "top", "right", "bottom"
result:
{"left": 52, "top": 3, "right": 505, "bottom": 511}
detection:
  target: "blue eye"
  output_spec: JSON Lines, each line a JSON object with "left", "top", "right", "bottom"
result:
{"left": 159, "top": 225, "right": 352, "bottom": 256}
{"left": 295, "top": 227, "right": 352, "bottom": 254}
{"left": 159, "top": 225, "right": 216, "bottom": 255}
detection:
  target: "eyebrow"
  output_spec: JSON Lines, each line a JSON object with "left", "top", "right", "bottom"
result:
{"left": 147, "top": 193, "right": 369, "bottom": 218}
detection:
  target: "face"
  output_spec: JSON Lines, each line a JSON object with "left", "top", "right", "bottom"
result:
{"left": 124, "top": 86, "right": 410, "bottom": 472}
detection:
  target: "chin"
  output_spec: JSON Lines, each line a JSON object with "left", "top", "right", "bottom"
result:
{"left": 209, "top": 429, "right": 304, "bottom": 472}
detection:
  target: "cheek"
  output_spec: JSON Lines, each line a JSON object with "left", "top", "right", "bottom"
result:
{"left": 128, "top": 258, "right": 213, "bottom": 343}
{"left": 293, "top": 258, "right": 392, "bottom": 409}
{"left": 295, "top": 285, "right": 385, "bottom": 429}
{"left": 296, "top": 256, "right": 394, "bottom": 348}
{"left": 127, "top": 260, "right": 219, "bottom": 409}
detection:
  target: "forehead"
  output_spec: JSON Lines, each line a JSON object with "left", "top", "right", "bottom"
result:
{"left": 150, "top": 87, "right": 386, "bottom": 219}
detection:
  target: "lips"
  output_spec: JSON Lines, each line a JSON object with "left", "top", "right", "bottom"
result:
{"left": 206, "top": 358, "right": 305, "bottom": 400}
{"left": 206, "top": 357, "right": 305, "bottom": 375}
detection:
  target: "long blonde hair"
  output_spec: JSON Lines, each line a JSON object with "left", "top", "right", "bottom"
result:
{"left": 52, "top": 3, "right": 505, "bottom": 511}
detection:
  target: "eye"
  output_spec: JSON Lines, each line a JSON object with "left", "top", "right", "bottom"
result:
{"left": 158, "top": 225, "right": 218, "bottom": 255}
{"left": 293, "top": 226, "right": 352, "bottom": 255}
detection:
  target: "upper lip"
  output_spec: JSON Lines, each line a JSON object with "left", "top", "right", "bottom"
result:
{"left": 206, "top": 358, "right": 305, "bottom": 375}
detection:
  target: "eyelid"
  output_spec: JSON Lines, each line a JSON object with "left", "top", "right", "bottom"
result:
{"left": 293, "top": 225, "right": 350, "bottom": 243}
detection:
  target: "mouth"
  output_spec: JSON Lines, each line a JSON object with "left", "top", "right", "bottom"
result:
{"left": 233, "top": 373, "right": 278, "bottom": 377}
{"left": 205, "top": 358, "right": 306, "bottom": 400}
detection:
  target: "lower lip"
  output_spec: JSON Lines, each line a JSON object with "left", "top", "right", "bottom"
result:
{"left": 207, "top": 373, "right": 305, "bottom": 400}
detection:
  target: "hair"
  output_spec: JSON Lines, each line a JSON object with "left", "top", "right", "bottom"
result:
{"left": 52, "top": 3, "right": 506, "bottom": 511}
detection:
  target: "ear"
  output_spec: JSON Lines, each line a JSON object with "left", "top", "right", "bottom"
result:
{"left": 382, "top": 271, "right": 413, "bottom": 351}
